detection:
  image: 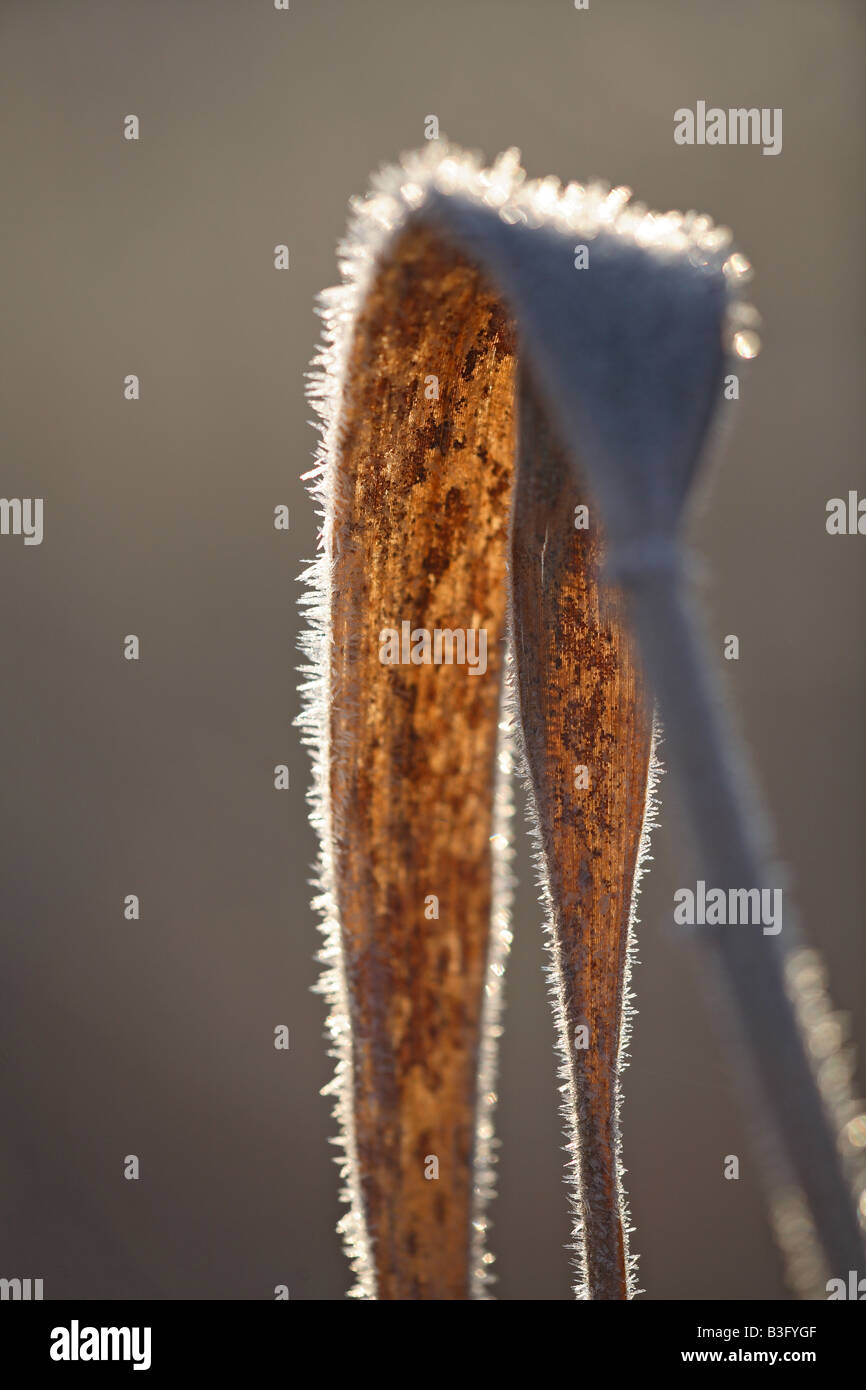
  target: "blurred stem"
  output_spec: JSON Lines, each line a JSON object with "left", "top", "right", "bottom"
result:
{"left": 622, "top": 568, "right": 865, "bottom": 1280}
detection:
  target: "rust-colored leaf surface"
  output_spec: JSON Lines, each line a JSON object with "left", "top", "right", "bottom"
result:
{"left": 320, "top": 221, "right": 652, "bottom": 1300}
{"left": 329, "top": 225, "right": 516, "bottom": 1299}
{"left": 511, "top": 368, "right": 653, "bottom": 1299}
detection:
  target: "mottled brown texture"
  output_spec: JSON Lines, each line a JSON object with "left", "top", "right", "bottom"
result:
{"left": 329, "top": 225, "right": 516, "bottom": 1299}
{"left": 329, "top": 224, "right": 651, "bottom": 1299}
{"left": 512, "top": 369, "right": 653, "bottom": 1299}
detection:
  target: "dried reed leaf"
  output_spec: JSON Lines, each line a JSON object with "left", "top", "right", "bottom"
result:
{"left": 299, "top": 142, "right": 866, "bottom": 1301}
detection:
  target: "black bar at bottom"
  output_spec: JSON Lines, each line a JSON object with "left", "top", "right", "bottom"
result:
{"left": 1, "top": 1298, "right": 863, "bottom": 1376}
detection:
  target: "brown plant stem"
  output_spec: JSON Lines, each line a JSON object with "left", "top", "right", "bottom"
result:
{"left": 511, "top": 366, "right": 653, "bottom": 1298}
{"left": 328, "top": 225, "right": 515, "bottom": 1298}
{"left": 324, "top": 218, "right": 652, "bottom": 1299}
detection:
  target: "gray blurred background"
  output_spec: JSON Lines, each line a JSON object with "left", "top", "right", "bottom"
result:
{"left": 0, "top": 0, "right": 863, "bottom": 1300}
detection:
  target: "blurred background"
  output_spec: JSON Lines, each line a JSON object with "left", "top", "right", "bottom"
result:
{"left": 0, "top": 0, "right": 863, "bottom": 1299}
